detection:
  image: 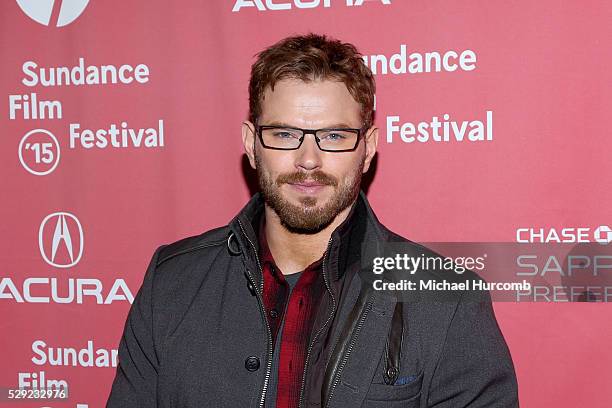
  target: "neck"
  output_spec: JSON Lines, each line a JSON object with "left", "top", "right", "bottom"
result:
{"left": 264, "top": 199, "right": 356, "bottom": 275}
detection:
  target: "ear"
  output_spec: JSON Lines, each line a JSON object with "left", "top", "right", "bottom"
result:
{"left": 362, "top": 125, "right": 378, "bottom": 174}
{"left": 242, "top": 120, "right": 257, "bottom": 169}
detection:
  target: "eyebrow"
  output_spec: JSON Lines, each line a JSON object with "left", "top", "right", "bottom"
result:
{"left": 262, "top": 121, "right": 357, "bottom": 129}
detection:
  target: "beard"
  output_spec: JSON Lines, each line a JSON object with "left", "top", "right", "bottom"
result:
{"left": 256, "top": 153, "right": 364, "bottom": 234}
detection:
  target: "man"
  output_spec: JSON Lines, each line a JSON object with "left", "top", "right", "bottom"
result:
{"left": 107, "top": 33, "right": 518, "bottom": 407}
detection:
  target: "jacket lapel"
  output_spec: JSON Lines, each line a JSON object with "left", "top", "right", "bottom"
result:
{"left": 322, "top": 284, "right": 397, "bottom": 408}
{"left": 228, "top": 190, "right": 407, "bottom": 408}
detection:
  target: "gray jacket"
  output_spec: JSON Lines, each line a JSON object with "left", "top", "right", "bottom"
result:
{"left": 106, "top": 191, "right": 518, "bottom": 407}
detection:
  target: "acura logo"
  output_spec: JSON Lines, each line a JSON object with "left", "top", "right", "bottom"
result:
{"left": 16, "top": 0, "right": 90, "bottom": 27}
{"left": 39, "top": 212, "right": 84, "bottom": 268}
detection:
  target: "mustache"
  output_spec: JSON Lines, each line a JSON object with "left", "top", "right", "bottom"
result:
{"left": 276, "top": 170, "right": 338, "bottom": 187}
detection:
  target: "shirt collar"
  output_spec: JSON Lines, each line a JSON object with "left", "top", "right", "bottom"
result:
{"left": 257, "top": 213, "right": 325, "bottom": 275}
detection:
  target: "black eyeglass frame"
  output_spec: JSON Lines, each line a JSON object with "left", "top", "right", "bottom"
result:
{"left": 256, "top": 125, "right": 364, "bottom": 152}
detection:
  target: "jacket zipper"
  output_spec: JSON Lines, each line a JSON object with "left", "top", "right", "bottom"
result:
{"left": 298, "top": 237, "right": 335, "bottom": 408}
{"left": 323, "top": 296, "right": 374, "bottom": 408}
{"left": 237, "top": 220, "right": 273, "bottom": 408}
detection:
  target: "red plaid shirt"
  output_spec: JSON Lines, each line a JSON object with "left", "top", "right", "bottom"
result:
{"left": 259, "top": 219, "right": 326, "bottom": 408}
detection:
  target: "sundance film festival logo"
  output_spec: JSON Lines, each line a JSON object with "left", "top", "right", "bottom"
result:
{"left": 16, "top": 0, "right": 90, "bottom": 27}
{"left": 9, "top": 0, "right": 162, "bottom": 173}
{"left": 38, "top": 212, "right": 84, "bottom": 268}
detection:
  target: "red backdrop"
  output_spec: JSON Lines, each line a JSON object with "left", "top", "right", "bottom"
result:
{"left": 1, "top": 1, "right": 611, "bottom": 407}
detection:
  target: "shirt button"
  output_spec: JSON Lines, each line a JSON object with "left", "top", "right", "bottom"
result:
{"left": 270, "top": 309, "right": 279, "bottom": 319}
{"left": 245, "top": 356, "right": 260, "bottom": 371}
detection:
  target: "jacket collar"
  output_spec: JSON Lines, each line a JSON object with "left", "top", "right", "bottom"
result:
{"left": 228, "top": 190, "right": 388, "bottom": 287}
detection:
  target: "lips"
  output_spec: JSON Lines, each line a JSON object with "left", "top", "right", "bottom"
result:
{"left": 287, "top": 180, "right": 328, "bottom": 194}
{"left": 290, "top": 181, "right": 325, "bottom": 188}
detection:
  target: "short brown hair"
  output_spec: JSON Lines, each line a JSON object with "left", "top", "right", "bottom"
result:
{"left": 248, "top": 33, "right": 376, "bottom": 130}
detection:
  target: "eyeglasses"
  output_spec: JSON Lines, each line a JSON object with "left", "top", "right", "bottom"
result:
{"left": 256, "top": 125, "right": 362, "bottom": 152}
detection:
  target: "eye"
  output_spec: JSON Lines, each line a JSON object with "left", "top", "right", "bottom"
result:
{"left": 273, "top": 131, "right": 299, "bottom": 139}
{"left": 326, "top": 132, "right": 347, "bottom": 140}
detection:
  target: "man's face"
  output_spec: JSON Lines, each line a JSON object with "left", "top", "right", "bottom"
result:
{"left": 243, "top": 78, "right": 377, "bottom": 233}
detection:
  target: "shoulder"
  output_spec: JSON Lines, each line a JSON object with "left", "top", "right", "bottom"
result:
{"left": 146, "top": 225, "right": 233, "bottom": 305}
{"left": 156, "top": 225, "right": 230, "bottom": 267}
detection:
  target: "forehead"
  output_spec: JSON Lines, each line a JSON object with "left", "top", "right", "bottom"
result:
{"left": 259, "top": 78, "right": 362, "bottom": 128}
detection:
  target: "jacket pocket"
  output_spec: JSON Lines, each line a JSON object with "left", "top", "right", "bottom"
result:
{"left": 362, "top": 371, "right": 423, "bottom": 407}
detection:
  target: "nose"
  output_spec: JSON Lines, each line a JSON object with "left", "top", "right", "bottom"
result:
{"left": 295, "top": 133, "right": 322, "bottom": 171}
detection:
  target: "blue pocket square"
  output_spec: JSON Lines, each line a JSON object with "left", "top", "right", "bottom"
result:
{"left": 394, "top": 375, "right": 417, "bottom": 385}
